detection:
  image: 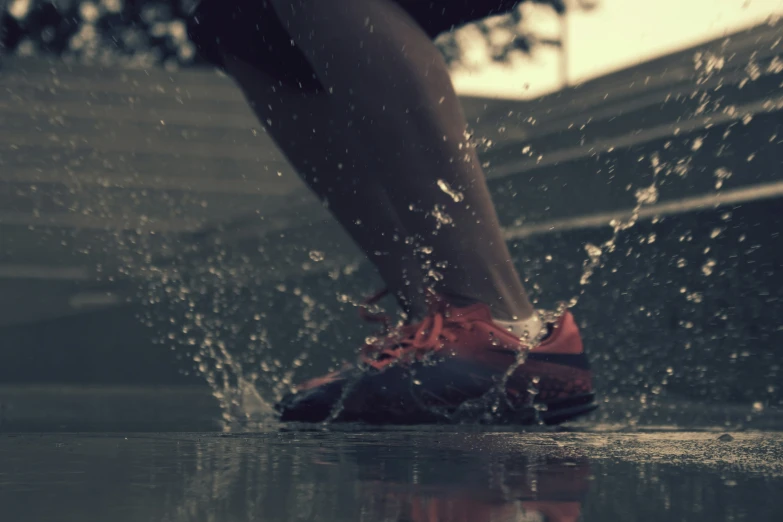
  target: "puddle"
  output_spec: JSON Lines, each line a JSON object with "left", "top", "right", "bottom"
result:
{"left": 1, "top": 430, "right": 781, "bottom": 522}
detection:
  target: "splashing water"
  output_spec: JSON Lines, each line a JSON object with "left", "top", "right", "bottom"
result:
{"left": 701, "top": 259, "right": 717, "bottom": 277}
{"left": 569, "top": 166, "right": 661, "bottom": 308}
{"left": 430, "top": 204, "right": 454, "bottom": 228}
{"left": 197, "top": 334, "right": 274, "bottom": 427}
{"left": 579, "top": 243, "right": 605, "bottom": 287}
{"left": 436, "top": 179, "right": 465, "bottom": 202}
{"left": 112, "top": 228, "right": 347, "bottom": 430}
{"left": 714, "top": 167, "right": 733, "bottom": 189}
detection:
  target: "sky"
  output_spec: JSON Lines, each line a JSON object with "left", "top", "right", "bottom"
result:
{"left": 451, "top": 0, "right": 783, "bottom": 99}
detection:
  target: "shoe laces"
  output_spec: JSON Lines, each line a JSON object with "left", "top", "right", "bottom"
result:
{"left": 359, "top": 291, "right": 473, "bottom": 370}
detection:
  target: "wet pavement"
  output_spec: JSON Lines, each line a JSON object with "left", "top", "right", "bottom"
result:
{"left": 1, "top": 428, "right": 782, "bottom": 522}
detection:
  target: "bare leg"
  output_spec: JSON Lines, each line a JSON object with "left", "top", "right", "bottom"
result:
{"left": 270, "top": 0, "right": 533, "bottom": 320}
{"left": 222, "top": 54, "right": 429, "bottom": 317}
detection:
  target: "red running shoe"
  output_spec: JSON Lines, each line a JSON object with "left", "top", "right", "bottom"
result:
{"left": 276, "top": 292, "right": 596, "bottom": 424}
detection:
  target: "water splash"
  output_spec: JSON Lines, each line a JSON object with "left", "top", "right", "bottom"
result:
{"left": 570, "top": 165, "right": 661, "bottom": 308}
{"left": 436, "top": 179, "right": 465, "bottom": 203}
{"left": 110, "top": 226, "right": 352, "bottom": 430}
{"left": 713, "top": 167, "right": 732, "bottom": 189}
{"left": 701, "top": 259, "right": 717, "bottom": 277}
{"left": 430, "top": 204, "right": 454, "bottom": 228}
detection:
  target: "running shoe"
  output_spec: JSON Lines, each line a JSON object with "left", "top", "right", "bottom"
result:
{"left": 276, "top": 292, "right": 596, "bottom": 424}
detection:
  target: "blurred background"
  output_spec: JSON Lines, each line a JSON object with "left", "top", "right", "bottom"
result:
{"left": 0, "top": 0, "right": 782, "bottom": 431}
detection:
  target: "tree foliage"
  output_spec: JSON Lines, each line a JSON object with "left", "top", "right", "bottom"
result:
{"left": 1, "top": 1, "right": 199, "bottom": 65}
{"left": 1, "top": 1, "right": 593, "bottom": 67}
{"left": 437, "top": 0, "right": 568, "bottom": 66}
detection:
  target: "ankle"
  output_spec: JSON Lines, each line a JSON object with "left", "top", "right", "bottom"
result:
{"left": 487, "top": 303, "right": 536, "bottom": 322}
{"left": 479, "top": 294, "right": 535, "bottom": 321}
{"left": 493, "top": 314, "right": 543, "bottom": 342}
{"left": 435, "top": 290, "right": 542, "bottom": 340}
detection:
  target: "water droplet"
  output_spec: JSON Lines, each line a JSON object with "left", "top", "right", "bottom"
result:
{"left": 427, "top": 270, "right": 444, "bottom": 282}
{"left": 714, "top": 167, "right": 732, "bottom": 189}
{"left": 686, "top": 292, "right": 704, "bottom": 303}
{"left": 634, "top": 184, "right": 659, "bottom": 205}
{"left": 579, "top": 243, "right": 603, "bottom": 286}
{"left": 436, "top": 179, "right": 464, "bottom": 202}
{"left": 308, "top": 250, "right": 325, "bottom": 262}
{"left": 701, "top": 259, "right": 717, "bottom": 276}
{"left": 431, "top": 205, "right": 453, "bottom": 227}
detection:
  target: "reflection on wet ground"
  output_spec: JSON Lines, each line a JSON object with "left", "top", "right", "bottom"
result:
{"left": 1, "top": 429, "right": 781, "bottom": 522}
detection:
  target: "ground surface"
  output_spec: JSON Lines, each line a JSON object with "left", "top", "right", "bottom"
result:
{"left": 2, "top": 387, "right": 782, "bottom": 521}
{"left": 1, "top": 428, "right": 781, "bottom": 522}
